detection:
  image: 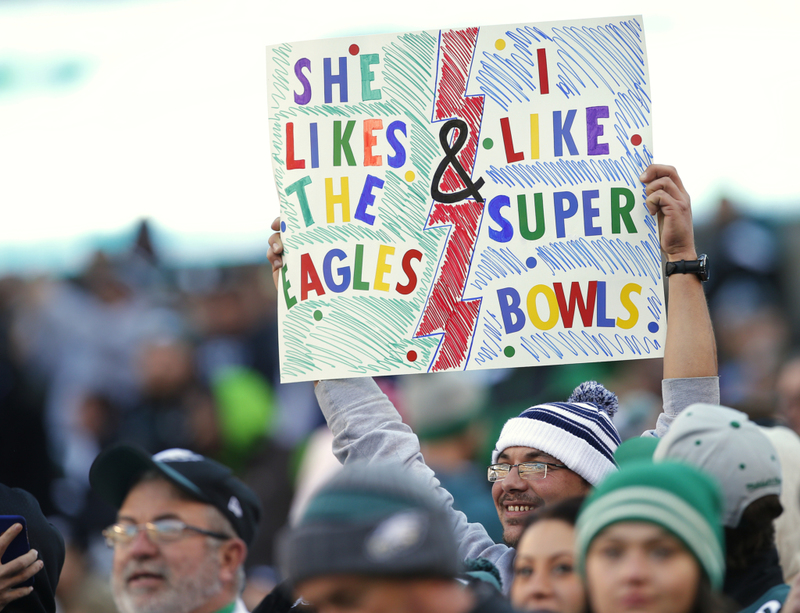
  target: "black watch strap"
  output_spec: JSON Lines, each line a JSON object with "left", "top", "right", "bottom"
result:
{"left": 665, "top": 254, "right": 709, "bottom": 282}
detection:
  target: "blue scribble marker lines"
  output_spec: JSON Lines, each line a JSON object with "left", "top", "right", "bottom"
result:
{"left": 470, "top": 247, "right": 528, "bottom": 290}
{"left": 477, "top": 18, "right": 647, "bottom": 111}
{"left": 535, "top": 235, "right": 660, "bottom": 283}
{"left": 519, "top": 330, "right": 660, "bottom": 362}
{"left": 473, "top": 311, "right": 504, "bottom": 364}
{"left": 646, "top": 288, "right": 663, "bottom": 321}
{"left": 486, "top": 147, "right": 654, "bottom": 191}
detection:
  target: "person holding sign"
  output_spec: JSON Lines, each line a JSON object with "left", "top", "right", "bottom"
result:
{"left": 266, "top": 163, "right": 718, "bottom": 593}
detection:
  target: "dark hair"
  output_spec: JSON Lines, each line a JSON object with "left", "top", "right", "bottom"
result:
{"left": 522, "top": 496, "right": 585, "bottom": 532}
{"left": 691, "top": 577, "right": 737, "bottom": 613}
{"left": 724, "top": 494, "right": 783, "bottom": 570}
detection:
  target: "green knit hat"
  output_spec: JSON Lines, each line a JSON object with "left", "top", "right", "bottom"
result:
{"left": 278, "top": 461, "right": 461, "bottom": 586}
{"left": 576, "top": 460, "right": 725, "bottom": 589}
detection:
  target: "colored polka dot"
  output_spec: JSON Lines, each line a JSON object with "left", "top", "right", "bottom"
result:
{"left": 739, "top": 463, "right": 746, "bottom": 470}
{"left": 648, "top": 322, "right": 659, "bottom": 333}
{"left": 526, "top": 257, "right": 537, "bottom": 268}
{"left": 313, "top": 310, "right": 323, "bottom": 321}
{"left": 686, "top": 412, "right": 693, "bottom": 416}
{"left": 631, "top": 134, "right": 642, "bottom": 146}
{"left": 731, "top": 421, "right": 740, "bottom": 428}
{"left": 695, "top": 440, "right": 702, "bottom": 446}
{"left": 349, "top": 44, "right": 360, "bottom": 55}
{"left": 482, "top": 138, "right": 494, "bottom": 150}
{"left": 406, "top": 350, "right": 418, "bottom": 362}
{"left": 404, "top": 170, "right": 415, "bottom": 182}
{"left": 495, "top": 39, "right": 506, "bottom": 51}
{"left": 280, "top": 221, "right": 287, "bottom": 233}
{"left": 772, "top": 455, "right": 776, "bottom": 461}
{"left": 504, "top": 346, "right": 516, "bottom": 357}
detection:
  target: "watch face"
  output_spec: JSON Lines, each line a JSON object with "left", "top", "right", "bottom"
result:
{"left": 698, "top": 254, "right": 709, "bottom": 282}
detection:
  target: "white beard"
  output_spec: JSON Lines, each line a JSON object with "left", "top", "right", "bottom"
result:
{"left": 112, "top": 555, "right": 224, "bottom": 613}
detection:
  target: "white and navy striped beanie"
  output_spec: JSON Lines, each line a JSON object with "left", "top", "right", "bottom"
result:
{"left": 491, "top": 381, "right": 621, "bottom": 485}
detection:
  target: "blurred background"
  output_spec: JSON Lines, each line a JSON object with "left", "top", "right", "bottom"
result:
{"left": 2, "top": 0, "right": 800, "bottom": 610}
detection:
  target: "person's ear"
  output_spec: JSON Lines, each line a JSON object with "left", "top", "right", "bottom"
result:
{"left": 218, "top": 538, "right": 247, "bottom": 584}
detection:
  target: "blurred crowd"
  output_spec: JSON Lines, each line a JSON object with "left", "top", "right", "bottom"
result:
{"left": 0, "top": 196, "right": 799, "bottom": 613}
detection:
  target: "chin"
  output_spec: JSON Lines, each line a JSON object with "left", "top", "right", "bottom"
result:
{"left": 503, "top": 529, "right": 522, "bottom": 548}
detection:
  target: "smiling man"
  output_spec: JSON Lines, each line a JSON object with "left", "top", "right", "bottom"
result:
{"left": 488, "top": 385, "right": 620, "bottom": 546}
{"left": 89, "top": 445, "right": 262, "bottom": 613}
{"left": 268, "top": 164, "right": 720, "bottom": 592}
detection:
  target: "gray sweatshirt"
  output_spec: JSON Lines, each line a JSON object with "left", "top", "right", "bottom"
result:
{"left": 315, "top": 375, "right": 719, "bottom": 594}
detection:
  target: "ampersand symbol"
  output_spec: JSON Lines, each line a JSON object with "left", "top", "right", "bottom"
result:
{"left": 430, "top": 119, "right": 485, "bottom": 204}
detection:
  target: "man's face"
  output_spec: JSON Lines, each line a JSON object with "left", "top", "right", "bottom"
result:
{"left": 111, "top": 478, "right": 227, "bottom": 613}
{"left": 492, "top": 447, "right": 591, "bottom": 547}
{"left": 777, "top": 359, "right": 800, "bottom": 434}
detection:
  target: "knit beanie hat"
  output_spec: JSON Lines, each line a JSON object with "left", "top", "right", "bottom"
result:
{"left": 653, "top": 403, "right": 782, "bottom": 528}
{"left": 576, "top": 460, "right": 726, "bottom": 589}
{"left": 492, "top": 381, "right": 621, "bottom": 485}
{"left": 279, "top": 461, "right": 461, "bottom": 586}
{"left": 613, "top": 436, "right": 658, "bottom": 466}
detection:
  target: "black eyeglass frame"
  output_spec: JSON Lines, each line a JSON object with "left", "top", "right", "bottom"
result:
{"left": 487, "top": 461, "right": 568, "bottom": 482}
{"left": 102, "top": 519, "right": 232, "bottom": 548}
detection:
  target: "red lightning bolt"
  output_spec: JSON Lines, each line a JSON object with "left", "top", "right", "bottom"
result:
{"left": 416, "top": 27, "right": 485, "bottom": 372}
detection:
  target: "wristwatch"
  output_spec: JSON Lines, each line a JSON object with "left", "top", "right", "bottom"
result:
{"left": 664, "top": 254, "right": 709, "bottom": 282}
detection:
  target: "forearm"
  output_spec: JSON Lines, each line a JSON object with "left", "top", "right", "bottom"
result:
{"left": 663, "top": 249, "right": 717, "bottom": 379}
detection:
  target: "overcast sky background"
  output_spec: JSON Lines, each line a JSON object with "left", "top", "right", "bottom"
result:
{"left": 1, "top": 0, "right": 797, "bottom": 273}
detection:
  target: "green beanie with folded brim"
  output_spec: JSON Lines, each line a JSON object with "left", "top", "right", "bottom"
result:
{"left": 613, "top": 436, "right": 658, "bottom": 466}
{"left": 576, "top": 460, "right": 726, "bottom": 590}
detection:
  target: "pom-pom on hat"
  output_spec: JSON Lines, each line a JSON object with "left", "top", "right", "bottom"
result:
{"left": 492, "top": 381, "right": 621, "bottom": 485}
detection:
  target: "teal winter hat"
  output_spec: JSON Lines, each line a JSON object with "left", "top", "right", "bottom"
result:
{"left": 278, "top": 461, "right": 461, "bottom": 586}
{"left": 576, "top": 460, "right": 726, "bottom": 589}
{"left": 613, "top": 436, "right": 658, "bottom": 466}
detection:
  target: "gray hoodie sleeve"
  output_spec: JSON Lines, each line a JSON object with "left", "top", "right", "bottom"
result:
{"left": 641, "top": 376, "right": 720, "bottom": 438}
{"left": 314, "top": 377, "right": 517, "bottom": 592}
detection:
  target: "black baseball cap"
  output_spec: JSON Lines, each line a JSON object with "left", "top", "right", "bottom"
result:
{"left": 89, "top": 444, "right": 262, "bottom": 548}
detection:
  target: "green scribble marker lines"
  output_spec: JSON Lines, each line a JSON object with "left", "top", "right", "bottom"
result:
{"left": 269, "top": 44, "right": 292, "bottom": 162}
{"left": 277, "top": 31, "right": 447, "bottom": 376}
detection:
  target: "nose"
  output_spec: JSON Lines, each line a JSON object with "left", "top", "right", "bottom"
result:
{"left": 520, "top": 570, "right": 555, "bottom": 606}
{"left": 501, "top": 465, "right": 528, "bottom": 493}
{"left": 125, "top": 528, "right": 160, "bottom": 558}
{"left": 618, "top": 550, "right": 648, "bottom": 584}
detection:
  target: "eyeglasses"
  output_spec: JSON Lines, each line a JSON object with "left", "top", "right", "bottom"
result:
{"left": 487, "top": 461, "right": 567, "bottom": 482}
{"left": 102, "top": 519, "right": 232, "bottom": 548}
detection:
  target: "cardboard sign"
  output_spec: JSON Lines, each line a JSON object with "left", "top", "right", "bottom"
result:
{"left": 268, "top": 15, "right": 663, "bottom": 383}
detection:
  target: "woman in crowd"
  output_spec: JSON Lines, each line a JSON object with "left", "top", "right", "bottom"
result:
{"left": 576, "top": 461, "right": 728, "bottom": 613}
{"left": 510, "top": 497, "right": 585, "bottom": 613}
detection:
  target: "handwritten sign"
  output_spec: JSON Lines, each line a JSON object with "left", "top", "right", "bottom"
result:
{"left": 268, "top": 15, "right": 664, "bottom": 383}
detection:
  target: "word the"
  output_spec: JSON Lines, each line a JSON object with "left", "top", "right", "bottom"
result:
{"left": 497, "top": 280, "right": 641, "bottom": 332}
{"left": 284, "top": 173, "right": 386, "bottom": 228}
